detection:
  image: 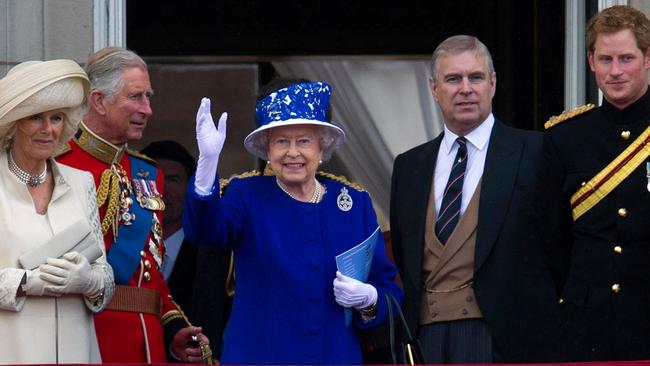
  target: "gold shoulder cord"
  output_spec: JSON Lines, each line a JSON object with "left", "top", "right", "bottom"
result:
{"left": 544, "top": 103, "right": 596, "bottom": 129}
{"left": 316, "top": 171, "right": 365, "bottom": 192}
{"left": 169, "top": 297, "right": 215, "bottom": 364}
{"left": 219, "top": 170, "right": 261, "bottom": 196}
{"left": 96, "top": 168, "right": 120, "bottom": 236}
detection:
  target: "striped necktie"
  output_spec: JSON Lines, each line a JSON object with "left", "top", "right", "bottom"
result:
{"left": 435, "top": 137, "right": 468, "bottom": 245}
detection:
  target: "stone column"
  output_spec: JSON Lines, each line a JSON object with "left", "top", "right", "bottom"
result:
{"left": 0, "top": 0, "right": 95, "bottom": 76}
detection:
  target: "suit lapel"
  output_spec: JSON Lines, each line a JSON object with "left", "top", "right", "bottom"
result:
{"left": 475, "top": 120, "right": 522, "bottom": 271}
{"left": 403, "top": 136, "right": 442, "bottom": 287}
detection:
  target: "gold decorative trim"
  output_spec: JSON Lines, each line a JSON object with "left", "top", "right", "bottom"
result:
{"left": 544, "top": 103, "right": 596, "bottom": 130}
{"left": 571, "top": 123, "right": 650, "bottom": 221}
{"left": 316, "top": 171, "right": 365, "bottom": 192}
{"left": 96, "top": 168, "right": 121, "bottom": 235}
{"left": 219, "top": 170, "right": 261, "bottom": 196}
{"left": 53, "top": 142, "right": 72, "bottom": 157}
{"left": 160, "top": 309, "right": 183, "bottom": 326}
{"left": 74, "top": 121, "right": 125, "bottom": 164}
{"left": 127, "top": 148, "right": 158, "bottom": 165}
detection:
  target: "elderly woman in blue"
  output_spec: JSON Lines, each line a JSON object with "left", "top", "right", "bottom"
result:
{"left": 183, "top": 81, "right": 401, "bottom": 364}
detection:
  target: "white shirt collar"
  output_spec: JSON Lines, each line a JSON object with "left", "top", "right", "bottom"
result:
{"left": 441, "top": 113, "right": 495, "bottom": 155}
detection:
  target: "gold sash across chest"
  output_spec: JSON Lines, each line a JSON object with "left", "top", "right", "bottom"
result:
{"left": 571, "top": 123, "right": 650, "bottom": 221}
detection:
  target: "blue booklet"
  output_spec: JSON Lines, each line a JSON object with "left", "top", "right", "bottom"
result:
{"left": 335, "top": 226, "right": 381, "bottom": 326}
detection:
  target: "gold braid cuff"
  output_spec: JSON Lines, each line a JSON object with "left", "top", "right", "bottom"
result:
{"left": 571, "top": 123, "right": 650, "bottom": 221}
{"left": 168, "top": 296, "right": 215, "bottom": 364}
{"left": 160, "top": 310, "right": 183, "bottom": 326}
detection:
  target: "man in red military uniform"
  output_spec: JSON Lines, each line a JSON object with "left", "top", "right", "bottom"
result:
{"left": 57, "top": 47, "right": 209, "bottom": 363}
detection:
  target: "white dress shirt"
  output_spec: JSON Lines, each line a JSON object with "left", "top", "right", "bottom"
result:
{"left": 434, "top": 114, "right": 494, "bottom": 217}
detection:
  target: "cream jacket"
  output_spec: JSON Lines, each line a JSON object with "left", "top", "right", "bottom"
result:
{"left": 0, "top": 151, "right": 114, "bottom": 364}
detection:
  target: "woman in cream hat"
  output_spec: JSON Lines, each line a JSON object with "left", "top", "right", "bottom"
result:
{"left": 0, "top": 59, "right": 114, "bottom": 363}
{"left": 184, "top": 80, "right": 401, "bottom": 364}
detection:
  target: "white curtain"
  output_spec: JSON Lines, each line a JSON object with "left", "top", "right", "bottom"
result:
{"left": 273, "top": 60, "right": 444, "bottom": 228}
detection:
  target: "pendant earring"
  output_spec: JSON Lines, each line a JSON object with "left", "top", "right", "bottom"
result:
{"left": 319, "top": 159, "right": 323, "bottom": 164}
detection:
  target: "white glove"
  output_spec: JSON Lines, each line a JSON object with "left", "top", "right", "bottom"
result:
{"left": 23, "top": 268, "right": 51, "bottom": 296}
{"left": 39, "top": 252, "right": 103, "bottom": 297}
{"left": 195, "top": 97, "right": 227, "bottom": 195}
{"left": 333, "top": 271, "right": 378, "bottom": 310}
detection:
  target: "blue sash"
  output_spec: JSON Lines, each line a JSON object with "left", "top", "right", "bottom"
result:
{"left": 107, "top": 157, "right": 157, "bottom": 284}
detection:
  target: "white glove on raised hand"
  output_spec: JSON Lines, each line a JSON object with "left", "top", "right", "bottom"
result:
{"left": 333, "top": 271, "right": 378, "bottom": 310}
{"left": 23, "top": 268, "right": 52, "bottom": 296}
{"left": 195, "top": 97, "right": 227, "bottom": 195}
{"left": 39, "top": 252, "right": 103, "bottom": 297}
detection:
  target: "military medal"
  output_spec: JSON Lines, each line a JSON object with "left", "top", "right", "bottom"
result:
{"left": 646, "top": 162, "right": 650, "bottom": 192}
{"left": 133, "top": 179, "right": 165, "bottom": 211}
{"left": 337, "top": 187, "right": 353, "bottom": 212}
{"left": 151, "top": 215, "right": 163, "bottom": 243}
{"left": 148, "top": 239, "right": 163, "bottom": 269}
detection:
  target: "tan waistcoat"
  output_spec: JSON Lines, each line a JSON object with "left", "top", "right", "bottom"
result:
{"left": 420, "top": 180, "right": 483, "bottom": 325}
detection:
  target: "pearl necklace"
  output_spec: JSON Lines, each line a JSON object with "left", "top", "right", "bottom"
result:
{"left": 276, "top": 177, "right": 322, "bottom": 203}
{"left": 7, "top": 150, "right": 47, "bottom": 187}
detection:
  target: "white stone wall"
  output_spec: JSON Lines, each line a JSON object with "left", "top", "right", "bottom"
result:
{"left": 0, "top": 0, "right": 93, "bottom": 77}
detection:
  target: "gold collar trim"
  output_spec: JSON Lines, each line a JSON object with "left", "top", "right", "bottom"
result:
{"left": 74, "top": 121, "right": 126, "bottom": 165}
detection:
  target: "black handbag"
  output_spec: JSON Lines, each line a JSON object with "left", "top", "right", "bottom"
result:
{"left": 385, "top": 292, "right": 425, "bottom": 365}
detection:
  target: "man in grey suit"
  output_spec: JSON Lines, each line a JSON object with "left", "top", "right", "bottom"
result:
{"left": 390, "top": 35, "right": 547, "bottom": 363}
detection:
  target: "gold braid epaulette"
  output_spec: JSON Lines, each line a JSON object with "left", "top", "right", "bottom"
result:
{"left": 219, "top": 170, "right": 261, "bottom": 196}
{"left": 316, "top": 171, "right": 365, "bottom": 192}
{"left": 544, "top": 103, "right": 596, "bottom": 130}
{"left": 96, "top": 169, "right": 120, "bottom": 235}
{"left": 126, "top": 148, "right": 157, "bottom": 165}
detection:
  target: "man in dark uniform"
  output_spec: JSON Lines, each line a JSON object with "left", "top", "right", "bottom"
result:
{"left": 538, "top": 5, "right": 650, "bottom": 361}
{"left": 56, "top": 47, "right": 209, "bottom": 363}
{"left": 140, "top": 140, "right": 232, "bottom": 358}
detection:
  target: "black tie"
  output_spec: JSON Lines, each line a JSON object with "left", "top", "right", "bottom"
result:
{"left": 435, "top": 137, "right": 468, "bottom": 245}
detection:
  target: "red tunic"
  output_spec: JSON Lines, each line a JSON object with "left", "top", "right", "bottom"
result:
{"left": 57, "top": 124, "right": 185, "bottom": 363}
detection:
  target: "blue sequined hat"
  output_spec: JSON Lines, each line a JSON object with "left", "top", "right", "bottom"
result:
{"left": 244, "top": 81, "right": 345, "bottom": 160}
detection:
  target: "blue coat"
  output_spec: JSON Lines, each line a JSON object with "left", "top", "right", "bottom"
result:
{"left": 183, "top": 174, "right": 401, "bottom": 364}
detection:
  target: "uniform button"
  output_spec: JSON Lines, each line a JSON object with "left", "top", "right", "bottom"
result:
{"left": 558, "top": 298, "right": 564, "bottom": 304}
{"left": 140, "top": 250, "right": 146, "bottom": 257}
{"left": 466, "top": 296, "right": 473, "bottom": 302}
{"left": 611, "top": 283, "right": 621, "bottom": 293}
{"left": 618, "top": 208, "right": 627, "bottom": 217}
{"left": 621, "top": 130, "right": 631, "bottom": 140}
{"left": 310, "top": 293, "right": 320, "bottom": 302}
{"left": 581, "top": 181, "right": 587, "bottom": 187}
{"left": 144, "top": 260, "right": 151, "bottom": 269}
{"left": 308, "top": 325, "right": 320, "bottom": 334}
{"left": 144, "top": 272, "right": 151, "bottom": 282}
{"left": 462, "top": 308, "right": 468, "bottom": 315}
{"left": 306, "top": 232, "right": 316, "bottom": 241}
{"left": 614, "top": 245, "right": 623, "bottom": 254}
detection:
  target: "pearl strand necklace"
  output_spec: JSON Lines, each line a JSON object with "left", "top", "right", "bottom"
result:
{"left": 276, "top": 177, "right": 322, "bottom": 203}
{"left": 7, "top": 150, "right": 47, "bottom": 187}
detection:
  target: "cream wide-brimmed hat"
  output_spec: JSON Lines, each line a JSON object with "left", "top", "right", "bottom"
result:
{"left": 0, "top": 59, "right": 89, "bottom": 151}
